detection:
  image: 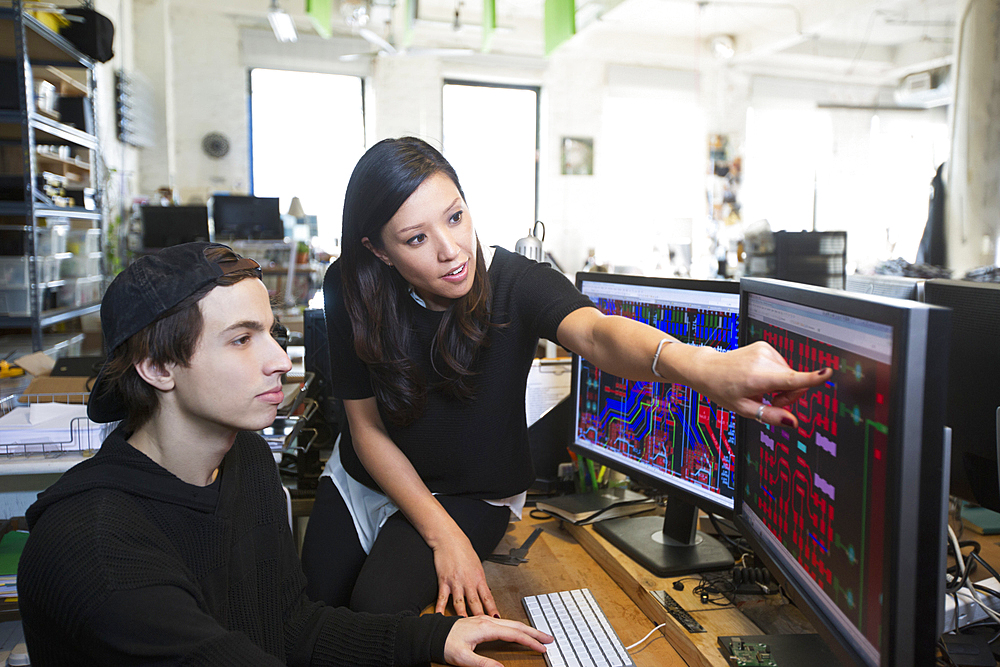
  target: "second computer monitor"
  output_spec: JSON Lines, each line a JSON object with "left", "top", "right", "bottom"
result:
{"left": 735, "top": 277, "right": 950, "bottom": 667}
{"left": 570, "top": 273, "right": 740, "bottom": 577}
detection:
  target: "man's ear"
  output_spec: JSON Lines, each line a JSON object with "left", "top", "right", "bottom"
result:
{"left": 134, "top": 358, "right": 176, "bottom": 392}
{"left": 361, "top": 237, "right": 392, "bottom": 267}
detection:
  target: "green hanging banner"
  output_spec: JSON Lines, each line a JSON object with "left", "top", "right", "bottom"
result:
{"left": 403, "top": 0, "right": 416, "bottom": 47}
{"left": 482, "top": 0, "right": 496, "bottom": 52}
{"left": 544, "top": 0, "right": 575, "bottom": 55}
{"left": 306, "top": 0, "right": 333, "bottom": 38}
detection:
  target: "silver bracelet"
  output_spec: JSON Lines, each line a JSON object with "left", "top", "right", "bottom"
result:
{"left": 651, "top": 338, "right": 671, "bottom": 379}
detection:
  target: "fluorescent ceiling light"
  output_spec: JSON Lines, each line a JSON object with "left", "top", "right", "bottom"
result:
{"left": 268, "top": 0, "right": 298, "bottom": 42}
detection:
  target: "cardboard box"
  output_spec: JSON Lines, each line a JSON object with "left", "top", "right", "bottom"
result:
{"left": 14, "top": 352, "right": 91, "bottom": 404}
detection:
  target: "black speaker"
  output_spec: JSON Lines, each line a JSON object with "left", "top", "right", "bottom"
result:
{"left": 528, "top": 395, "right": 574, "bottom": 495}
{"left": 303, "top": 308, "right": 341, "bottom": 444}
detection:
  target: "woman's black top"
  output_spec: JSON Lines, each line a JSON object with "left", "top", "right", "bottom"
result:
{"left": 324, "top": 247, "right": 596, "bottom": 499}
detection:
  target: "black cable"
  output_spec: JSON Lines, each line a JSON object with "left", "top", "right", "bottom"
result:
{"left": 972, "top": 583, "right": 1000, "bottom": 604}
{"left": 946, "top": 539, "right": 982, "bottom": 593}
{"left": 952, "top": 590, "right": 961, "bottom": 633}
{"left": 970, "top": 552, "right": 1000, "bottom": 584}
{"left": 936, "top": 636, "right": 960, "bottom": 667}
{"left": 707, "top": 513, "right": 751, "bottom": 555}
{"left": 691, "top": 570, "right": 737, "bottom": 606}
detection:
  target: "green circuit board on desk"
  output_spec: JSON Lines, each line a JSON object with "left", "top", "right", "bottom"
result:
{"left": 721, "top": 638, "right": 777, "bottom": 666}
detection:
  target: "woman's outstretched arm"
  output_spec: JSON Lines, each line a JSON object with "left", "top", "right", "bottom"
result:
{"left": 555, "top": 308, "right": 830, "bottom": 427}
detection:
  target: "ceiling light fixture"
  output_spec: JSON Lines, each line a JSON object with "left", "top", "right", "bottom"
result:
{"left": 268, "top": 0, "right": 298, "bottom": 42}
{"left": 711, "top": 34, "right": 735, "bottom": 59}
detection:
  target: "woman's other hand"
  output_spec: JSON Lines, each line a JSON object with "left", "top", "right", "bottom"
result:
{"left": 443, "top": 616, "right": 552, "bottom": 667}
{"left": 432, "top": 530, "right": 500, "bottom": 618}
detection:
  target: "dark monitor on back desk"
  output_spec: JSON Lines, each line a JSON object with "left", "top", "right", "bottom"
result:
{"left": 140, "top": 205, "right": 210, "bottom": 250}
{"left": 209, "top": 195, "right": 284, "bottom": 241}
{"left": 923, "top": 279, "right": 1000, "bottom": 513}
{"left": 569, "top": 273, "right": 741, "bottom": 577}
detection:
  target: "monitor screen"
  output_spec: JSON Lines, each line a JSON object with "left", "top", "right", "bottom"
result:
{"left": 735, "top": 277, "right": 950, "bottom": 667}
{"left": 140, "top": 205, "right": 210, "bottom": 249}
{"left": 570, "top": 273, "right": 741, "bottom": 577}
{"left": 923, "top": 279, "right": 1000, "bottom": 512}
{"left": 210, "top": 195, "right": 284, "bottom": 241}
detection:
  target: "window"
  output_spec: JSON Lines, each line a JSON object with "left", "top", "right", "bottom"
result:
{"left": 442, "top": 82, "right": 539, "bottom": 251}
{"left": 249, "top": 68, "right": 365, "bottom": 253}
{"left": 744, "top": 103, "right": 948, "bottom": 268}
{"left": 598, "top": 92, "right": 707, "bottom": 274}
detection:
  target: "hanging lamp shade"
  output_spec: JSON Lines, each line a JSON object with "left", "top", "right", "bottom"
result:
{"left": 287, "top": 196, "right": 306, "bottom": 218}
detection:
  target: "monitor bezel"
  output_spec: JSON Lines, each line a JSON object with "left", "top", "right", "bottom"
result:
{"left": 734, "top": 277, "right": 949, "bottom": 667}
{"left": 570, "top": 272, "right": 741, "bottom": 520}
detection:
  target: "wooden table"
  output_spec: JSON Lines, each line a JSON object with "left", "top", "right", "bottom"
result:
{"left": 450, "top": 515, "right": 687, "bottom": 666}
{"left": 452, "top": 513, "right": 780, "bottom": 667}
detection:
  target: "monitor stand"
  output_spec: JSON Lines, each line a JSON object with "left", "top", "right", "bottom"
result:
{"left": 594, "top": 496, "right": 733, "bottom": 577}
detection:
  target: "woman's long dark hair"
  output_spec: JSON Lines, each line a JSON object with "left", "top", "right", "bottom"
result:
{"left": 340, "top": 137, "right": 492, "bottom": 426}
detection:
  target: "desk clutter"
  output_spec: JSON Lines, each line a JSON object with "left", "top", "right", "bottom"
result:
{"left": 534, "top": 488, "right": 655, "bottom": 525}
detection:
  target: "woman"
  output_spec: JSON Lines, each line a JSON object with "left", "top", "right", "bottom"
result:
{"left": 301, "top": 137, "right": 828, "bottom": 618}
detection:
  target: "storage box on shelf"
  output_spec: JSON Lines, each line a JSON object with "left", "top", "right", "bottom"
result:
{"left": 0, "top": 332, "right": 84, "bottom": 359}
{"left": 0, "top": 1, "right": 105, "bottom": 349}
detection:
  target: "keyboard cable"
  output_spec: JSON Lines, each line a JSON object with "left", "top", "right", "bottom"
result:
{"left": 624, "top": 623, "right": 668, "bottom": 651}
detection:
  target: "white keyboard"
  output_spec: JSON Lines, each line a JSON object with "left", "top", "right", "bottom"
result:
{"left": 522, "top": 588, "right": 636, "bottom": 667}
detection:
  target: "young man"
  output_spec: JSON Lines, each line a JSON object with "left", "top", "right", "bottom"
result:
{"left": 17, "top": 242, "right": 550, "bottom": 666}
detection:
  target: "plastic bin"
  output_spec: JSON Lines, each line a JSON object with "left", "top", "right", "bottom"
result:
{"left": 40, "top": 254, "right": 68, "bottom": 283}
{"left": 36, "top": 223, "right": 68, "bottom": 256}
{"left": 0, "top": 256, "right": 29, "bottom": 287}
{"left": 61, "top": 252, "right": 101, "bottom": 278}
{"left": 66, "top": 228, "right": 100, "bottom": 255}
{"left": 0, "top": 287, "right": 29, "bottom": 315}
{"left": 0, "top": 332, "right": 85, "bottom": 358}
{"left": 57, "top": 276, "right": 102, "bottom": 308}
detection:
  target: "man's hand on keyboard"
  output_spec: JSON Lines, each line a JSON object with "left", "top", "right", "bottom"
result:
{"left": 444, "top": 616, "right": 553, "bottom": 667}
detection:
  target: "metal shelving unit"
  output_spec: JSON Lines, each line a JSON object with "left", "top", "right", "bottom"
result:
{"left": 0, "top": 0, "right": 105, "bottom": 351}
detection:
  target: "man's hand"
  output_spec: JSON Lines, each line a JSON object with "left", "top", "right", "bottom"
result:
{"left": 443, "top": 616, "right": 553, "bottom": 667}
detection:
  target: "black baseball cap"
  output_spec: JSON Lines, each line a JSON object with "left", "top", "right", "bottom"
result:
{"left": 87, "top": 242, "right": 262, "bottom": 423}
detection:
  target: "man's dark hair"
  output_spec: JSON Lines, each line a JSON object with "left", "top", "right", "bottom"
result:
{"left": 99, "top": 246, "right": 262, "bottom": 433}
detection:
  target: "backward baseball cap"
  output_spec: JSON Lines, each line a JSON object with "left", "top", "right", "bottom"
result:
{"left": 87, "top": 242, "right": 261, "bottom": 423}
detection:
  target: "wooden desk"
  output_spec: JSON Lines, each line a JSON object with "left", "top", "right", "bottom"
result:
{"left": 462, "top": 514, "right": 779, "bottom": 667}
{"left": 461, "top": 515, "right": 687, "bottom": 666}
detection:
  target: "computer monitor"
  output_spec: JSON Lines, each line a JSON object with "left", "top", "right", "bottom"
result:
{"left": 139, "top": 205, "right": 210, "bottom": 249}
{"left": 845, "top": 274, "right": 925, "bottom": 301}
{"left": 570, "top": 273, "right": 741, "bottom": 577}
{"left": 734, "top": 277, "right": 950, "bottom": 667}
{"left": 923, "top": 279, "right": 1000, "bottom": 512}
{"left": 209, "top": 195, "right": 284, "bottom": 241}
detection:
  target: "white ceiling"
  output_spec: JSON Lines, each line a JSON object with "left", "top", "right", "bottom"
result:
{"left": 261, "top": 0, "right": 958, "bottom": 87}
{"left": 426, "top": 0, "right": 953, "bottom": 82}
